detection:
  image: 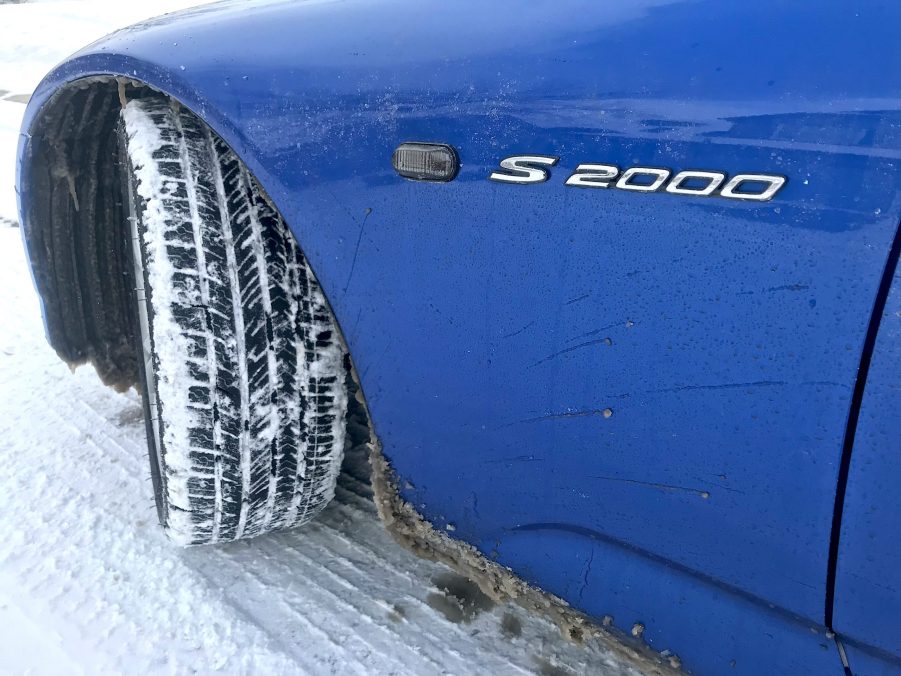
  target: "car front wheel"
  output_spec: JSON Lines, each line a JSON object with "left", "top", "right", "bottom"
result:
{"left": 120, "top": 96, "right": 348, "bottom": 545}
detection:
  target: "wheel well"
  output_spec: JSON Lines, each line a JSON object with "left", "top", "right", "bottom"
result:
{"left": 22, "top": 77, "right": 378, "bottom": 435}
{"left": 23, "top": 78, "right": 162, "bottom": 390}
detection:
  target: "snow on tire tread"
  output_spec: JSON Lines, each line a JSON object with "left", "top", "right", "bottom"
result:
{"left": 122, "top": 97, "right": 348, "bottom": 545}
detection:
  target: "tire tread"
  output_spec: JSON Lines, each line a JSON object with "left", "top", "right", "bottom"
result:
{"left": 122, "top": 98, "right": 348, "bottom": 545}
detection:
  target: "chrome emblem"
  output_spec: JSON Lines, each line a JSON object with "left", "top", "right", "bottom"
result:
{"left": 488, "top": 155, "right": 786, "bottom": 201}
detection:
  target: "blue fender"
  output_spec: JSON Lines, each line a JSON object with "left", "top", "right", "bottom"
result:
{"left": 17, "top": 1, "right": 901, "bottom": 673}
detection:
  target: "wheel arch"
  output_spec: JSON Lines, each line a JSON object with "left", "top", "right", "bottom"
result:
{"left": 20, "top": 76, "right": 139, "bottom": 388}
{"left": 18, "top": 72, "right": 301, "bottom": 390}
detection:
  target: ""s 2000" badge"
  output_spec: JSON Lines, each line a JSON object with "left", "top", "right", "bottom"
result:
{"left": 488, "top": 155, "right": 786, "bottom": 202}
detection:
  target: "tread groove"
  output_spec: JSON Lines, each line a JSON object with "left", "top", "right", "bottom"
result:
{"left": 122, "top": 97, "right": 348, "bottom": 545}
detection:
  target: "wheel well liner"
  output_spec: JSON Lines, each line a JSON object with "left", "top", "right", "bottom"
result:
{"left": 24, "top": 78, "right": 168, "bottom": 389}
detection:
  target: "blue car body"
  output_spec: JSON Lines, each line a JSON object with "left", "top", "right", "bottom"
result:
{"left": 16, "top": 1, "right": 901, "bottom": 673}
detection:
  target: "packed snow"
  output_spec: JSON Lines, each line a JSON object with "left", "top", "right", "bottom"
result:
{"left": 0, "top": 2, "right": 644, "bottom": 674}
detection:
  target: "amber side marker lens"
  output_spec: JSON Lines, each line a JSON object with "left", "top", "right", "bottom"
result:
{"left": 392, "top": 142, "right": 459, "bottom": 182}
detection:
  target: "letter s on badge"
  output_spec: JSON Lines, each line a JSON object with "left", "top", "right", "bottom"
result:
{"left": 488, "top": 155, "right": 560, "bottom": 184}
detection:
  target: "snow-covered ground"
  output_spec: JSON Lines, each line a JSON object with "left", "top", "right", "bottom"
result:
{"left": 0, "top": 2, "right": 641, "bottom": 674}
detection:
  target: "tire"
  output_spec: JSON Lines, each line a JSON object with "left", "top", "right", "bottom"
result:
{"left": 120, "top": 97, "right": 349, "bottom": 545}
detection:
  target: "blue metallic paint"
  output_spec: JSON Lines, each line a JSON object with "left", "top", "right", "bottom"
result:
{"left": 842, "top": 644, "right": 901, "bottom": 676}
{"left": 17, "top": 1, "right": 901, "bottom": 673}
{"left": 834, "top": 254, "right": 901, "bottom": 664}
